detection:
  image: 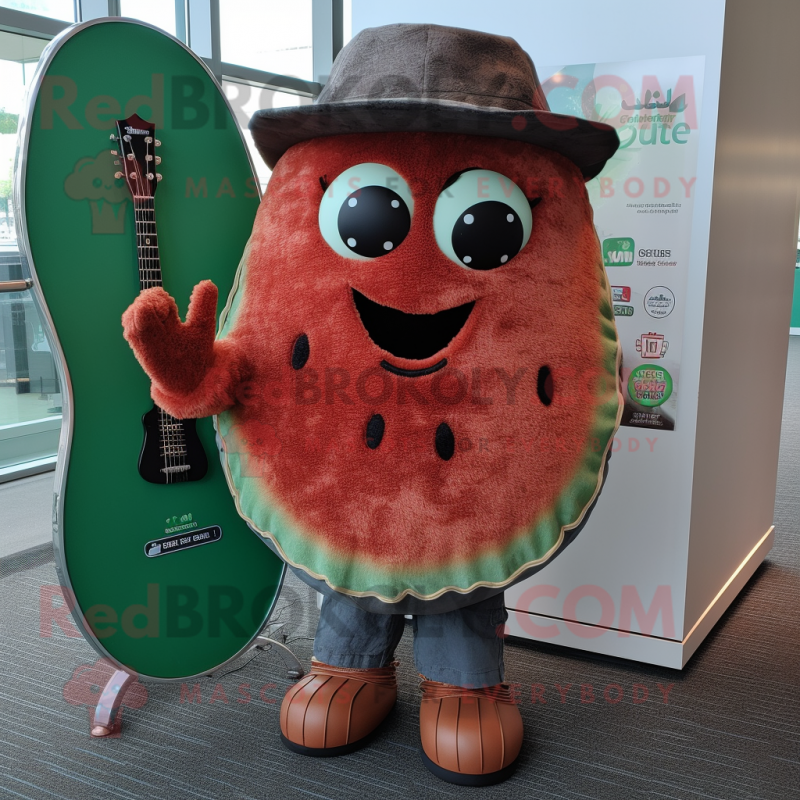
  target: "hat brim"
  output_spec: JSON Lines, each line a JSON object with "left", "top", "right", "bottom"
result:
{"left": 249, "top": 98, "right": 619, "bottom": 180}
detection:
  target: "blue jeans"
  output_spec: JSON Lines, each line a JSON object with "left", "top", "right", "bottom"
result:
{"left": 313, "top": 591, "right": 508, "bottom": 687}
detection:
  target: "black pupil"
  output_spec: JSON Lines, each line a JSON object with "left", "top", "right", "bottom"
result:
{"left": 452, "top": 200, "right": 523, "bottom": 270}
{"left": 338, "top": 185, "right": 411, "bottom": 258}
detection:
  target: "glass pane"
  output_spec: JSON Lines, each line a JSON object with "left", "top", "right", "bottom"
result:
{"left": 343, "top": 0, "right": 353, "bottom": 46}
{"left": 0, "top": 32, "right": 47, "bottom": 128}
{"left": 0, "top": 31, "right": 48, "bottom": 246}
{"left": 0, "top": 0, "right": 74, "bottom": 21}
{"left": 222, "top": 79, "right": 312, "bottom": 190}
{"left": 0, "top": 280, "right": 62, "bottom": 423}
{"left": 221, "top": 0, "right": 314, "bottom": 81}
{"left": 0, "top": 31, "right": 61, "bottom": 469}
{"left": 119, "top": 0, "right": 177, "bottom": 37}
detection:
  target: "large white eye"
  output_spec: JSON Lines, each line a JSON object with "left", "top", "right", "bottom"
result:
{"left": 433, "top": 169, "right": 533, "bottom": 270}
{"left": 319, "top": 163, "right": 414, "bottom": 260}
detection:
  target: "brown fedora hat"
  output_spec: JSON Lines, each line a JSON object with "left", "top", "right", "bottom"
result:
{"left": 249, "top": 23, "right": 619, "bottom": 179}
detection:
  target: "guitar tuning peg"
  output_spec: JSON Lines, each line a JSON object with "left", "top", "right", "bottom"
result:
{"left": 110, "top": 150, "right": 118, "bottom": 156}
{"left": 155, "top": 156, "right": 162, "bottom": 165}
{"left": 154, "top": 139, "right": 161, "bottom": 147}
{"left": 109, "top": 134, "right": 117, "bottom": 141}
{"left": 114, "top": 171, "right": 123, "bottom": 179}
{"left": 129, "top": 172, "right": 136, "bottom": 179}
{"left": 156, "top": 173, "right": 163, "bottom": 181}
{"left": 147, "top": 172, "right": 154, "bottom": 180}
{"left": 113, "top": 160, "right": 120, "bottom": 166}
{"left": 126, "top": 153, "right": 135, "bottom": 161}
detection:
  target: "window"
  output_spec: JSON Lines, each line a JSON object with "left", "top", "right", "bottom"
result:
{"left": 118, "top": 0, "right": 176, "bottom": 37}
{"left": 0, "top": 30, "right": 61, "bottom": 477}
{"left": 221, "top": 1, "right": 314, "bottom": 81}
{"left": 0, "top": 1, "right": 344, "bottom": 478}
{"left": 0, "top": 1, "right": 73, "bottom": 22}
{"left": 222, "top": 79, "right": 312, "bottom": 190}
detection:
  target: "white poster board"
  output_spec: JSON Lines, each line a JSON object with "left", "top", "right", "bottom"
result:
{"left": 544, "top": 56, "right": 705, "bottom": 431}
{"left": 502, "top": 57, "right": 708, "bottom": 663}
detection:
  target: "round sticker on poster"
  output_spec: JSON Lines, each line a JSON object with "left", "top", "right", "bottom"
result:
{"left": 628, "top": 365, "right": 673, "bottom": 407}
{"left": 644, "top": 286, "right": 675, "bottom": 318}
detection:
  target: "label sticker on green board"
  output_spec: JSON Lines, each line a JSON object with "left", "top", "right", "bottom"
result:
{"left": 145, "top": 525, "right": 222, "bottom": 557}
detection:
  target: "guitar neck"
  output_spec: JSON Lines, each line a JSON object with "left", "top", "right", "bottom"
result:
{"left": 133, "top": 196, "right": 162, "bottom": 290}
{"left": 132, "top": 197, "right": 191, "bottom": 480}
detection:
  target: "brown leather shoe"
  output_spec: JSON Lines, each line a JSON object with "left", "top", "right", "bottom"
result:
{"left": 280, "top": 660, "right": 397, "bottom": 756}
{"left": 419, "top": 679, "right": 523, "bottom": 785}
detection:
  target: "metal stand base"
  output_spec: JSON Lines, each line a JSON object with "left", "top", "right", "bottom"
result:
{"left": 91, "top": 669, "right": 136, "bottom": 737}
{"left": 253, "top": 635, "right": 305, "bottom": 679}
{"left": 89, "top": 630, "right": 304, "bottom": 737}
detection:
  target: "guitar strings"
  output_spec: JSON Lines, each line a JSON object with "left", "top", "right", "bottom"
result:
{"left": 133, "top": 140, "right": 167, "bottom": 482}
{"left": 140, "top": 136, "right": 173, "bottom": 484}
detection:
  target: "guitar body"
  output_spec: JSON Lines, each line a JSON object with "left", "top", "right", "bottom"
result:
{"left": 15, "top": 18, "right": 285, "bottom": 680}
{"left": 139, "top": 405, "right": 208, "bottom": 484}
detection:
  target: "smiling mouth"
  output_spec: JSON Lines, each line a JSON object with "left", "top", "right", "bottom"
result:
{"left": 352, "top": 289, "right": 475, "bottom": 372}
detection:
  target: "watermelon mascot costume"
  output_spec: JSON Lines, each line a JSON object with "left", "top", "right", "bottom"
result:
{"left": 122, "top": 24, "right": 622, "bottom": 786}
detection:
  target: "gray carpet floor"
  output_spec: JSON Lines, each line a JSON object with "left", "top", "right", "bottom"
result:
{"left": 0, "top": 472, "right": 53, "bottom": 558}
{"left": 1, "top": 339, "right": 798, "bottom": 800}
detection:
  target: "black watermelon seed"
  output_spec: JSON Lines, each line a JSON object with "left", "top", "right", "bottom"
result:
{"left": 435, "top": 422, "right": 455, "bottom": 461}
{"left": 537, "top": 365, "right": 554, "bottom": 406}
{"left": 291, "top": 334, "right": 310, "bottom": 370}
{"left": 366, "top": 414, "right": 385, "bottom": 449}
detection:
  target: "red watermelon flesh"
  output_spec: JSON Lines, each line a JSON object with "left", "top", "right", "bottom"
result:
{"left": 130, "top": 131, "right": 622, "bottom": 602}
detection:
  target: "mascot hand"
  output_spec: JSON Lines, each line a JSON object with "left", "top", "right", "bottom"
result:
{"left": 122, "top": 280, "right": 220, "bottom": 402}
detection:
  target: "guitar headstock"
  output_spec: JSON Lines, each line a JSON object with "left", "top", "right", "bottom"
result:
{"left": 111, "top": 113, "right": 162, "bottom": 198}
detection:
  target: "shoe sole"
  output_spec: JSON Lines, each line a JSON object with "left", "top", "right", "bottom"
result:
{"left": 279, "top": 694, "right": 396, "bottom": 757}
{"left": 279, "top": 729, "right": 379, "bottom": 757}
{"left": 420, "top": 749, "right": 518, "bottom": 786}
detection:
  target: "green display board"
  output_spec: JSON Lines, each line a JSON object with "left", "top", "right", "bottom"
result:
{"left": 16, "top": 19, "right": 284, "bottom": 679}
{"left": 791, "top": 268, "right": 800, "bottom": 331}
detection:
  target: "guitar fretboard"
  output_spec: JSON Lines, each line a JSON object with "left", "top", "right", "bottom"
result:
{"left": 134, "top": 197, "right": 162, "bottom": 290}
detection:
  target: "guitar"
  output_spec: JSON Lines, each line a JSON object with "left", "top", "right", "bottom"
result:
{"left": 16, "top": 17, "right": 285, "bottom": 681}
{"left": 112, "top": 114, "right": 208, "bottom": 484}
